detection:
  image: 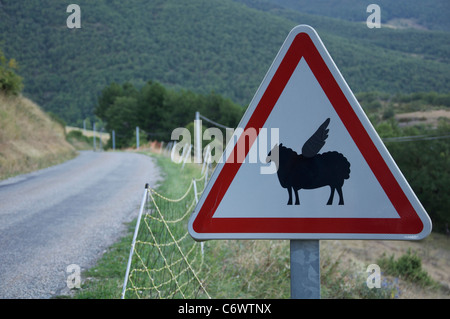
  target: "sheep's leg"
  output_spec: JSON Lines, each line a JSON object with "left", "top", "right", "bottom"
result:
{"left": 327, "top": 186, "right": 335, "bottom": 205}
{"left": 287, "top": 187, "right": 293, "bottom": 205}
{"left": 294, "top": 189, "right": 300, "bottom": 205}
{"left": 337, "top": 187, "right": 344, "bottom": 205}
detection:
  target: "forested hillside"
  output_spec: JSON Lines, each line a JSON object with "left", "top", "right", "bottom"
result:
{"left": 0, "top": 0, "right": 449, "bottom": 126}
{"left": 253, "top": 0, "right": 450, "bottom": 31}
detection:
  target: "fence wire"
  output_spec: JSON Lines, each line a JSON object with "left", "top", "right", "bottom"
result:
{"left": 122, "top": 174, "right": 210, "bottom": 299}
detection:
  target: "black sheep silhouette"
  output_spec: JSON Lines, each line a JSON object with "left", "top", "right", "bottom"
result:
{"left": 266, "top": 118, "right": 350, "bottom": 205}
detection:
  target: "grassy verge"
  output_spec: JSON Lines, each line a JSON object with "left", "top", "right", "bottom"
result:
{"left": 204, "top": 240, "right": 291, "bottom": 298}
{"left": 67, "top": 221, "right": 136, "bottom": 298}
{"left": 0, "top": 93, "right": 77, "bottom": 180}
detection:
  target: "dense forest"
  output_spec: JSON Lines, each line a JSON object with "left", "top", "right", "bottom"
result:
{"left": 95, "top": 81, "right": 244, "bottom": 148}
{"left": 0, "top": 0, "right": 449, "bottom": 125}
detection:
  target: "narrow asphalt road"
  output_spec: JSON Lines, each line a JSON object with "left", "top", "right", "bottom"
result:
{"left": 0, "top": 151, "right": 161, "bottom": 298}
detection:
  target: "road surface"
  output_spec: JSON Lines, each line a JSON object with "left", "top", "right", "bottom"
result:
{"left": 0, "top": 151, "right": 161, "bottom": 298}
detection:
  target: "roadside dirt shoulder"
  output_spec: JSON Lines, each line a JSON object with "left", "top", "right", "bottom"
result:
{"left": 321, "top": 233, "right": 450, "bottom": 298}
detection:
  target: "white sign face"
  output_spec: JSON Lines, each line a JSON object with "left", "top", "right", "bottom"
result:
{"left": 188, "top": 25, "right": 432, "bottom": 241}
{"left": 214, "top": 58, "right": 398, "bottom": 220}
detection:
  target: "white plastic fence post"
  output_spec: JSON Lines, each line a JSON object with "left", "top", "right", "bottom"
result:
{"left": 195, "top": 112, "right": 202, "bottom": 164}
{"left": 204, "top": 152, "right": 211, "bottom": 184}
{"left": 192, "top": 179, "right": 204, "bottom": 257}
{"left": 171, "top": 142, "right": 179, "bottom": 162}
{"left": 201, "top": 145, "right": 210, "bottom": 175}
{"left": 93, "top": 123, "right": 96, "bottom": 151}
{"left": 136, "top": 126, "right": 139, "bottom": 149}
{"left": 121, "top": 184, "right": 149, "bottom": 299}
{"left": 181, "top": 144, "right": 192, "bottom": 169}
{"left": 192, "top": 179, "right": 199, "bottom": 204}
{"left": 112, "top": 130, "right": 116, "bottom": 150}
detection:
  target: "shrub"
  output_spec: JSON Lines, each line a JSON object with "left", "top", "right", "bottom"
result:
{"left": 377, "top": 249, "right": 435, "bottom": 287}
{"left": 0, "top": 49, "right": 23, "bottom": 95}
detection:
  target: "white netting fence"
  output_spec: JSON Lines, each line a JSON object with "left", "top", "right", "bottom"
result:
{"left": 121, "top": 172, "right": 211, "bottom": 299}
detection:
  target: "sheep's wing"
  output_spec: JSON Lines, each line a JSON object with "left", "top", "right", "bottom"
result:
{"left": 301, "top": 118, "right": 330, "bottom": 158}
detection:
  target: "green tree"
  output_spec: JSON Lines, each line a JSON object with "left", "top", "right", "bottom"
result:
{"left": 96, "top": 82, "right": 128, "bottom": 119}
{"left": 137, "top": 81, "right": 169, "bottom": 137}
{"left": 105, "top": 96, "right": 138, "bottom": 148}
{"left": 0, "top": 49, "right": 23, "bottom": 95}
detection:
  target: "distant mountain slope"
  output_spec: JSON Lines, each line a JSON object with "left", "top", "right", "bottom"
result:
{"left": 253, "top": 0, "right": 450, "bottom": 31}
{"left": 0, "top": 0, "right": 449, "bottom": 125}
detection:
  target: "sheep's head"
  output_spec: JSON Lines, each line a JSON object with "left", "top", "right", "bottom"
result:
{"left": 266, "top": 143, "right": 281, "bottom": 164}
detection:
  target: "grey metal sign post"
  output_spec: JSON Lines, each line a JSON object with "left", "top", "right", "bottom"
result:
{"left": 290, "top": 240, "right": 320, "bottom": 299}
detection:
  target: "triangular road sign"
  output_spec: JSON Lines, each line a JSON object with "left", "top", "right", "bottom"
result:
{"left": 188, "top": 25, "right": 432, "bottom": 240}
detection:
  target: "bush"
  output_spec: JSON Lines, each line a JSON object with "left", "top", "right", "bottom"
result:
{"left": 377, "top": 249, "right": 435, "bottom": 287}
{"left": 0, "top": 49, "right": 23, "bottom": 95}
{"left": 66, "top": 130, "right": 87, "bottom": 141}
